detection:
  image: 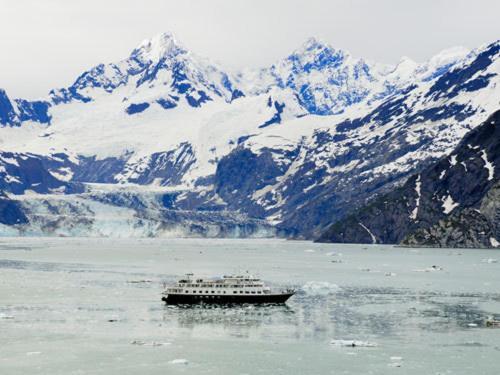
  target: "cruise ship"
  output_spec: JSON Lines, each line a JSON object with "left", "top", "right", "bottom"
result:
{"left": 162, "top": 274, "right": 295, "bottom": 305}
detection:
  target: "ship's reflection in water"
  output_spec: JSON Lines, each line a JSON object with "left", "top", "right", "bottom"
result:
{"left": 161, "top": 304, "right": 295, "bottom": 340}
{"left": 161, "top": 286, "right": 500, "bottom": 342}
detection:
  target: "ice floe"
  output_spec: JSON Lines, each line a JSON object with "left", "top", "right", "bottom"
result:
{"left": 127, "top": 279, "right": 153, "bottom": 283}
{"left": 131, "top": 340, "right": 171, "bottom": 346}
{"left": 330, "top": 339, "right": 378, "bottom": 348}
{"left": 482, "top": 258, "right": 498, "bottom": 264}
{"left": 301, "top": 281, "right": 341, "bottom": 296}
{"left": 414, "top": 265, "right": 443, "bottom": 272}
{"left": 170, "top": 358, "right": 189, "bottom": 365}
{"left": 388, "top": 356, "right": 403, "bottom": 367}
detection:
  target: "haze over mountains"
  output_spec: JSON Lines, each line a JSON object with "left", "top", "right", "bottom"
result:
{"left": 0, "top": 33, "right": 498, "bottom": 246}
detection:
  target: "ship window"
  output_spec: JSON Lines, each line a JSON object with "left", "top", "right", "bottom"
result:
{"left": 240, "top": 291, "right": 243, "bottom": 294}
{"left": 245, "top": 291, "right": 249, "bottom": 294}
{"left": 223, "top": 291, "right": 226, "bottom": 294}
{"left": 257, "top": 291, "right": 261, "bottom": 294}
{"left": 233, "top": 291, "right": 237, "bottom": 294}
{"left": 251, "top": 291, "right": 256, "bottom": 294}
{"left": 211, "top": 291, "right": 215, "bottom": 294}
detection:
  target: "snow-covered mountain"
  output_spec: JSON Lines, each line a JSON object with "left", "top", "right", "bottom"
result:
{"left": 0, "top": 33, "right": 498, "bottom": 238}
{"left": 318, "top": 110, "right": 500, "bottom": 248}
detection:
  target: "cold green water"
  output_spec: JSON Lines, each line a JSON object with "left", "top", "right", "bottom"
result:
{"left": 0, "top": 238, "right": 499, "bottom": 374}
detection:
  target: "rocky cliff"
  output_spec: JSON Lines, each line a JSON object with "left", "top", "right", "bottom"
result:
{"left": 317, "top": 110, "right": 500, "bottom": 247}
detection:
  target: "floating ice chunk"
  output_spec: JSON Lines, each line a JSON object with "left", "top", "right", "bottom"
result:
{"left": 388, "top": 362, "right": 402, "bottom": 367}
{"left": 388, "top": 355, "right": 403, "bottom": 367}
{"left": 0, "top": 313, "right": 14, "bottom": 319}
{"left": 148, "top": 342, "right": 171, "bottom": 346}
{"left": 467, "top": 323, "right": 478, "bottom": 327}
{"left": 170, "top": 358, "right": 189, "bottom": 365}
{"left": 301, "top": 281, "right": 341, "bottom": 296}
{"left": 360, "top": 268, "right": 380, "bottom": 273}
{"left": 330, "top": 339, "right": 377, "bottom": 348}
{"left": 131, "top": 340, "right": 171, "bottom": 346}
{"left": 131, "top": 340, "right": 145, "bottom": 345}
{"left": 385, "top": 272, "right": 397, "bottom": 277}
{"left": 414, "top": 265, "right": 443, "bottom": 272}
{"left": 304, "top": 249, "right": 315, "bottom": 253}
{"left": 127, "top": 279, "right": 153, "bottom": 283}
{"left": 482, "top": 258, "right": 498, "bottom": 264}
{"left": 26, "top": 352, "right": 42, "bottom": 356}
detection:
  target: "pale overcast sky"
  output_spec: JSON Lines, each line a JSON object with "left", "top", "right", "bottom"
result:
{"left": 1, "top": 0, "right": 499, "bottom": 99}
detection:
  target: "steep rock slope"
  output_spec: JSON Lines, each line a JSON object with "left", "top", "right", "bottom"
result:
{"left": 317, "top": 110, "right": 499, "bottom": 246}
{"left": 0, "top": 89, "right": 51, "bottom": 127}
{"left": 0, "top": 192, "right": 28, "bottom": 226}
{"left": 402, "top": 181, "right": 500, "bottom": 248}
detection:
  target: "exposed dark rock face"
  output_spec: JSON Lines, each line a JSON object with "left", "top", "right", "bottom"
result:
{"left": 121, "top": 143, "right": 196, "bottom": 186}
{"left": 481, "top": 181, "right": 500, "bottom": 240}
{"left": 0, "top": 192, "right": 28, "bottom": 225}
{"left": 215, "top": 147, "right": 292, "bottom": 218}
{"left": 403, "top": 181, "right": 500, "bottom": 248}
{"left": 72, "top": 155, "right": 128, "bottom": 183}
{"left": 317, "top": 110, "right": 500, "bottom": 247}
{"left": 0, "top": 152, "right": 83, "bottom": 194}
{"left": 0, "top": 89, "right": 51, "bottom": 126}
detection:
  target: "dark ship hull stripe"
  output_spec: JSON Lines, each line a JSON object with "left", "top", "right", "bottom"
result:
{"left": 162, "top": 293, "right": 294, "bottom": 305}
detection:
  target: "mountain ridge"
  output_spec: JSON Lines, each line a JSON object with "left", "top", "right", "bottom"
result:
{"left": 0, "top": 33, "right": 498, "bottom": 239}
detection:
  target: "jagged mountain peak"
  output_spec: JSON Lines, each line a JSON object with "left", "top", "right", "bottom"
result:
{"left": 131, "top": 32, "right": 187, "bottom": 62}
{"left": 47, "top": 31, "right": 241, "bottom": 107}
{"left": 427, "top": 45, "right": 470, "bottom": 66}
{"left": 295, "top": 36, "right": 336, "bottom": 54}
{"left": 286, "top": 37, "right": 347, "bottom": 69}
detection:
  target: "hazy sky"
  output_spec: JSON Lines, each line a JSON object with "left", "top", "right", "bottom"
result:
{"left": 1, "top": 0, "right": 499, "bottom": 99}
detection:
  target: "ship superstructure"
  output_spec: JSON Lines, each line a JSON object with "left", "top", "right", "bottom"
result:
{"left": 162, "top": 273, "right": 294, "bottom": 304}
